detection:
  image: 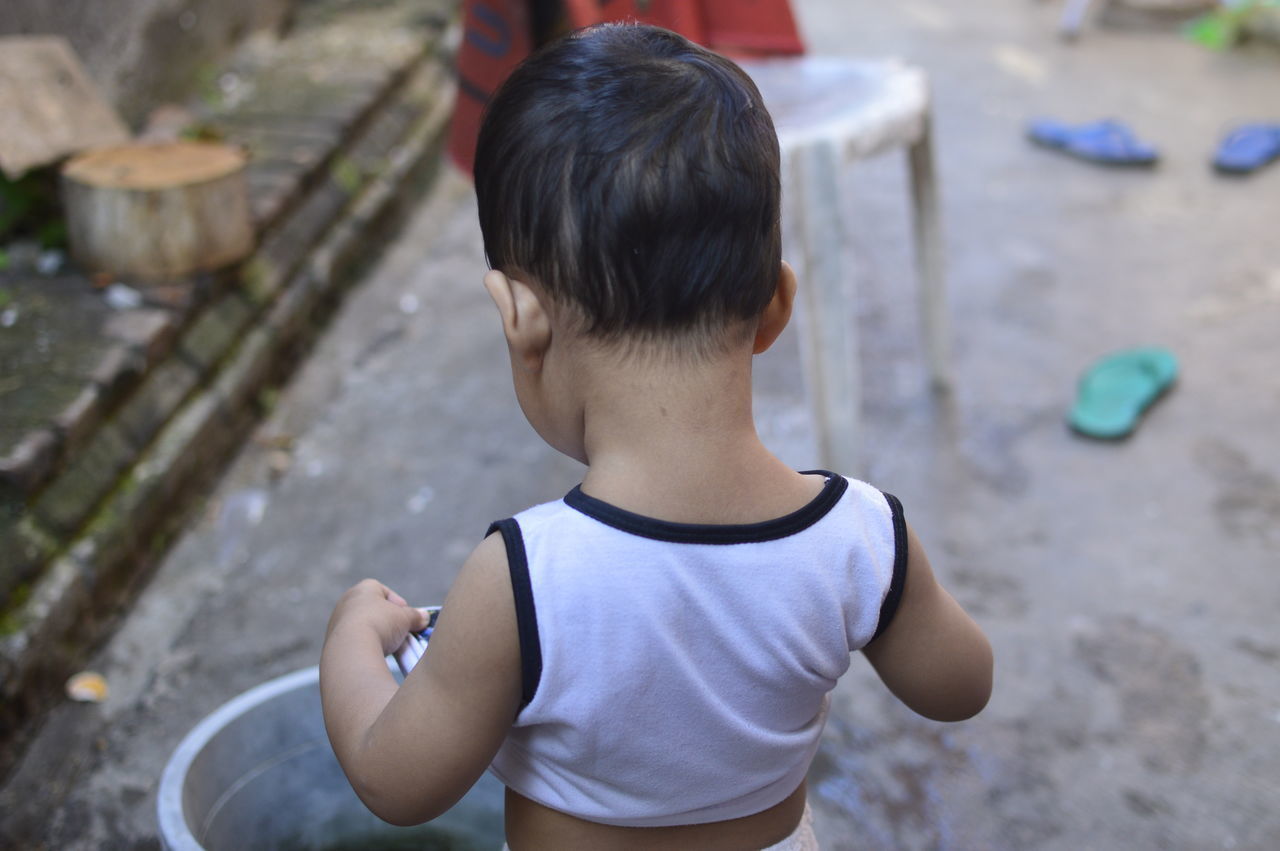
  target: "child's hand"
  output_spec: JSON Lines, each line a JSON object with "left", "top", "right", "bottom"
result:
{"left": 321, "top": 532, "right": 521, "bottom": 826}
{"left": 326, "top": 579, "right": 428, "bottom": 656}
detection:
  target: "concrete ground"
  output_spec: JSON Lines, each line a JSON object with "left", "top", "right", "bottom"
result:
{"left": 3, "top": 0, "right": 1278, "bottom": 848}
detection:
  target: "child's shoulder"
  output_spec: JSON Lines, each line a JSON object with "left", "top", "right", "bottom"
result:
{"left": 502, "top": 493, "right": 572, "bottom": 527}
{"left": 838, "top": 473, "right": 901, "bottom": 515}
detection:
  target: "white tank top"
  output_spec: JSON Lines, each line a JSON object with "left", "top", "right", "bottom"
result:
{"left": 486, "top": 472, "right": 906, "bottom": 827}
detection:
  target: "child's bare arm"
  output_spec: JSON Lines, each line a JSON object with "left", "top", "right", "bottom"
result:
{"left": 861, "top": 521, "right": 993, "bottom": 722}
{"left": 319, "top": 532, "right": 521, "bottom": 825}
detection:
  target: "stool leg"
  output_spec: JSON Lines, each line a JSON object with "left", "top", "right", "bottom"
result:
{"left": 907, "top": 115, "right": 952, "bottom": 393}
{"left": 794, "top": 139, "right": 862, "bottom": 475}
{"left": 1059, "top": 0, "right": 1098, "bottom": 40}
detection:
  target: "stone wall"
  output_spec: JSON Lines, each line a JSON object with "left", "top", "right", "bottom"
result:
{"left": 0, "top": 0, "right": 297, "bottom": 125}
{"left": 0, "top": 0, "right": 457, "bottom": 760}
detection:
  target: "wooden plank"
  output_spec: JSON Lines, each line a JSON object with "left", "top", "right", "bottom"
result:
{"left": 0, "top": 36, "right": 130, "bottom": 179}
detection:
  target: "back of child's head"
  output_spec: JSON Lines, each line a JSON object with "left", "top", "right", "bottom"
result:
{"left": 474, "top": 23, "right": 781, "bottom": 353}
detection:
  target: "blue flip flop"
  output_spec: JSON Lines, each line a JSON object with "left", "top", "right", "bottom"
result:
{"left": 1212, "top": 123, "right": 1280, "bottom": 174}
{"left": 1027, "top": 118, "right": 1159, "bottom": 167}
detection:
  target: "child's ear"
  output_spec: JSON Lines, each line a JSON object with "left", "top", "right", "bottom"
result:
{"left": 483, "top": 270, "right": 553, "bottom": 372}
{"left": 753, "top": 261, "right": 797, "bottom": 354}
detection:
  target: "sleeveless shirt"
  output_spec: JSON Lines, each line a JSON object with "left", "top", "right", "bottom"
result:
{"left": 485, "top": 472, "right": 907, "bottom": 827}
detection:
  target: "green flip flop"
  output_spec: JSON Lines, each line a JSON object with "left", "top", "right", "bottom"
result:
{"left": 1068, "top": 347, "right": 1178, "bottom": 440}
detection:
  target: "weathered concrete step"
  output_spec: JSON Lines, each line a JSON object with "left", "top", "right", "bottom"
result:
{"left": 0, "top": 15, "right": 458, "bottom": 751}
{"left": 0, "top": 2, "right": 456, "bottom": 606}
{"left": 0, "top": 3, "right": 454, "bottom": 514}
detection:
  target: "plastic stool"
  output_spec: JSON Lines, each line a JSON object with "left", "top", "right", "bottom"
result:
{"left": 744, "top": 57, "right": 950, "bottom": 474}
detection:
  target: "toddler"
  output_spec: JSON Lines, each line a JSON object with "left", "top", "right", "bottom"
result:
{"left": 320, "top": 23, "right": 992, "bottom": 850}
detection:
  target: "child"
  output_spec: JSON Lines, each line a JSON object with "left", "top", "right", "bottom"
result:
{"left": 320, "top": 23, "right": 992, "bottom": 850}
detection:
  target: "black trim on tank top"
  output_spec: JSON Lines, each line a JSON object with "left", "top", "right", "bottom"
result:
{"left": 870, "top": 492, "right": 908, "bottom": 642}
{"left": 561, "top": 470, "right": 848, "bottom": 545}
{"left": 486, "top": 519, "right": 541, "bottom": 710}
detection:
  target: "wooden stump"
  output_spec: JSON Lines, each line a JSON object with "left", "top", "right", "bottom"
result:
{"left": 62, "top": 142, "right": 253, "bottom": 279}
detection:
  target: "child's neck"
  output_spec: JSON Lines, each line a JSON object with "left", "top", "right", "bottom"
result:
{"left": 576, "top": 346, "right": 821, "bottom": 524}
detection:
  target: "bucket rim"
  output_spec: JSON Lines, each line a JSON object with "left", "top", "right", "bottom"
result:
{"left": 156, "top": 665, "right": 321, "bottom": 851}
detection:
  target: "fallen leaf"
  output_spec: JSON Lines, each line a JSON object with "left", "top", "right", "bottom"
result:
{"left": 66, "top": 671, "right": 109, "bottom": 703}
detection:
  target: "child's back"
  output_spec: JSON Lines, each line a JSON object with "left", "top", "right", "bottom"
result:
{"left": 320, "top": 23, "right": 992, "bottom": 850}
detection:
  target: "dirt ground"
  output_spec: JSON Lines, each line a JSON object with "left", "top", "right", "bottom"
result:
{"left": 2, "top": 0, "right": 1278, "bottom": 848}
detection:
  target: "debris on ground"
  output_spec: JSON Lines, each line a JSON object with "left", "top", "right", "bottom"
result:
{"left": 65, "top": 672, "right": 110, "bottom": 703}
{"left": 104, "top": 283, "right": 143, "bottom": 310}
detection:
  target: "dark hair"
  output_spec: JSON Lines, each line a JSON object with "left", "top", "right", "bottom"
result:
{"left": 474, "top": 23, "right": 781, "bottom": 346}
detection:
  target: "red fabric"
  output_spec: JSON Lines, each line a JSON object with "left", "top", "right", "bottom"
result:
{"left": 448, "top": 0, "right": 804, "bottom": 173}
{"left": 700, "top": 0, "right": 805, "bottom": 56}
{"left": 447, "top": 0, "right": 534, "bottom": 175}
{"left": 569, "top": 1, "right": 709, "bottom": 45}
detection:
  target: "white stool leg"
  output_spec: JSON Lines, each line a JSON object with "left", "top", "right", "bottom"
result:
{"left": 907, "top": 114, "right": 952, "bottom": 393}
{"left": 1060, "top": 0, "right": 1098, "bottom": 39}
{"left": 794, "top": 139, "right": 862, "bottom": 475}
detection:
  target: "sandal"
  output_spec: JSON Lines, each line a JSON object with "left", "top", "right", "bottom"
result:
{"left": 1068, "top": 347, "right": 1178, "bottom": 440}
{"left": 1027, "top": 118, "right": 1159, "bottom": 167}
{"left": 1212, "top": 123, "right": 1280, "bottom": 175}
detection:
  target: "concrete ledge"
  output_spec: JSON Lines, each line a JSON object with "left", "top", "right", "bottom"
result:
{"left": 0, "top": 0, "right": 456, "bottom": 501}
{"left": 0, "top": 7, "right": 458, "bottom": 749}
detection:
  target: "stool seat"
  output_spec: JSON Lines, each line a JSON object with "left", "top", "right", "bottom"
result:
{"left": 747, "top": 58, "right": 928, "bottom": 157}
{"left": 743, "top": 57, "right": 949, "bottom": 474}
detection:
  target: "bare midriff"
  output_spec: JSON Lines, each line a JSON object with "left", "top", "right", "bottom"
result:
{"left": 503, "top": 781, "right": 807, "bottom": 851}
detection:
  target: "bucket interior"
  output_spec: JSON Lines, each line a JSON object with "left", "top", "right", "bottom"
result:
{"left": 163, "top": 668, "right": 504, "bottom": 850}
